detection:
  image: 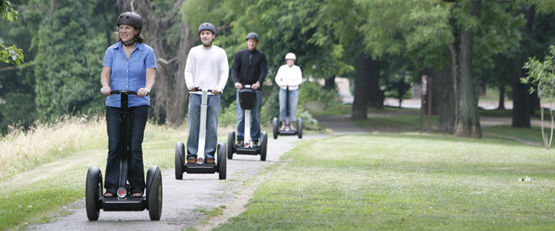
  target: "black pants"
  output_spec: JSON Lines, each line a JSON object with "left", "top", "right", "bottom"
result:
{"left": 104, "top": 105, "right": 148, "bottom": 194}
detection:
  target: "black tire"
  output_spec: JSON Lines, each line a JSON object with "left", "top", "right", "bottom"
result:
{"left": 175, "top": 142, "right": 185, "bottom": 180}
{"left": 297, "top": 118, "right": 303, "bottom": 139}
{"left": 147, "top": 166, "right": 163, "bottom": 220}
{"left": 86, "top": 166, "right": 102, "bottom": 221}
{"left": 260, "top": 132, "right": 268, "bottom": 161}
{"left": 227, "top": 130, "right": 235, "bottom": 159}
{"left": 272, "top": 117, "right": 279, "bottom": 139}
{"left": 217, "top": 142, "right": 227, "bottom": 180}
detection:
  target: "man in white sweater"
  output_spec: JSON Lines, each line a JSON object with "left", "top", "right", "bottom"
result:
{"left": 184, "top": 22, "right": 229, "bottom": 164}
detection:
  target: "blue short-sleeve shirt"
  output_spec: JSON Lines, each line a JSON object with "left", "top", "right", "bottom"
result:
{"left": 103, "top": 42, "right": 157, "bottom": 108}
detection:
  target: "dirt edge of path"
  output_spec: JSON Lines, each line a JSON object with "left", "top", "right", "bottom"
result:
{"left": 194, "top": 159, "right": 291, "bottom": 231}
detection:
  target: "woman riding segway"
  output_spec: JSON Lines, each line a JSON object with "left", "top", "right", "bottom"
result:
{"left": 86, "top": 12, "right": 162, "bottom": 221}
{"left": 272, "top": 52, "right": 303, "bottom": 139}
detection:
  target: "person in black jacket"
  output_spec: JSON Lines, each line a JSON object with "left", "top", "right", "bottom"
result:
{"left": 231, "top": 32, "right": 268, "bottom": 145}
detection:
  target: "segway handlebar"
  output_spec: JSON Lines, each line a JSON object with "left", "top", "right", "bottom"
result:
{"left": 191, "top": 87, "right": 213, "bottom": 92}
{"left": 100, "top": 90, "right": 149, "bottom": 96}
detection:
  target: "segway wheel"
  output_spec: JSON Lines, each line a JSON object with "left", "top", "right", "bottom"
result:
{"left": 227, "top": 130, "right": 235, "bottom": 159}
{"left": 85, "top": 166, "right": 102, "bottom": 221}
{"left": 217, "top": 142, "right": 227, "bottom": 180}
{"left": 297, "top": 118, "right": 303, "bottom": 139}
{"left": 272, "top": 117, "right": 279, "bottom": 140}
{"left": 260, "top": 132, "right": 268, "bottom": 161}
{"left": 147, "top": 166, "right": 163, "bottom": 220}
{"left": 175, "top": 142, "right": 185, "bottom": 180}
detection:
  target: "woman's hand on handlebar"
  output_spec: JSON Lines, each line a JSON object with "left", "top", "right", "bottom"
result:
{"left": 100, "top": 87, "right": 112, "bottom": 96}
{"left": 212, "top": 89, "right": 221, "bottom": 95}
{"left": 137, "top": 88, "right": 150, "bottom": 97}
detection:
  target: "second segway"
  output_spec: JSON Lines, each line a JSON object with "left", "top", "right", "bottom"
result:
{"left": 227, "top": 85, "right": 268, "bottom": 161}
{"left": 272, "top": 85, "right": 303, "bottom": 139}
{"left": 175, "top": 88, "right": 226, "bottom": 180}
{"left": 86, "top": 90, "right": 163, "bottom": 221}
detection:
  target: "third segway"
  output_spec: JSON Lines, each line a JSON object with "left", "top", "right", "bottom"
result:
{"left": 227, "top": 85, "right": 268, "bottom": 161}
{"left": 272, "top": 85, "right": 303, "bottom": 139}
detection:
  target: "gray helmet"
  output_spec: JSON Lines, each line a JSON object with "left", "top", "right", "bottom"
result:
{"left": 198, "top": 22, "right": 216, "bottom": 35}
{"left": 246, "top": 32, "right": 259, "bottom": 41}
{"left": 116, "top": 12, "right": 142, "bottom": 29}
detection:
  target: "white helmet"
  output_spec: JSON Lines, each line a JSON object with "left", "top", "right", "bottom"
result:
{"left": 285, "top": 52, "right": 296, "bottom": 60}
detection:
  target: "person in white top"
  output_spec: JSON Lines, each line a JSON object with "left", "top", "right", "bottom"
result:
{"left": 274, "top": 52, "right": 303, "bottom": 131}
{"left": 184, "top": 22, "right": 229, "bottom": 164}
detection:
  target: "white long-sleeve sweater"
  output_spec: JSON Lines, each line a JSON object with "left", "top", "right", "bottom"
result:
{"left": 184, "top": 45, "right": 229, "bottom": 94}
{"left": 274, "top": 64, "right": 303, "bottom": 90}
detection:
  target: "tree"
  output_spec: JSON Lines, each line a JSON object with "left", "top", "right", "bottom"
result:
{"left": 522, "top": 45, "right": 555, "bottom": 149}
{"left": 31, "top": 0, "right": 103, "bottom": 121}
{"left": 1, "top": 0, "right": 24, "bottom": 65}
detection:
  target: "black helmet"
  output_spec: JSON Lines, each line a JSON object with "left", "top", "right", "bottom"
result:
{"left": 116, "top": 12, "right": 142, "bottom": 29}
{"left": 246, "top": 32, "right": 259, "bottom": 41}
{"left": 198, "top": 22, "right": 216, "bottom": 35}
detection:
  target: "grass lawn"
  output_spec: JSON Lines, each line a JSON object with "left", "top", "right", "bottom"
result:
{"left": 216, "top": 133, "right": 555, "bottom": 230}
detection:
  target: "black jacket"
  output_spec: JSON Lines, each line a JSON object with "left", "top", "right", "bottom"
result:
{"left": 231, "top": 49, "right": 268, "bottom": 89}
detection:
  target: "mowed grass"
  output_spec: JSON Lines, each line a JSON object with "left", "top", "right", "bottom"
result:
{"left": 216, "top": 134, "right": 555, "bottom": 230}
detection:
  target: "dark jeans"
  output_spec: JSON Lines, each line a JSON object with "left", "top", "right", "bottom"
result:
{"left": 105, "top": 105, "right": 149, "bottom": 194}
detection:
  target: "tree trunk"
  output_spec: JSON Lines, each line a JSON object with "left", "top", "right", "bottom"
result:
{"left": 368, "top": 58, "right": 383, "bottom": 109}
{"left": 529, "top": 91, "right": 539, "bottom": 116}
{"left": 497, "top": 85, "right": 505, "bottom": 110}
{"left": 452, "top": 0, "right": 482, "bottom": 138}
{"left": 512, "top": 64, "right": 531, "bottom": 127}
{"left": 435, "top": 64, "right": 455, "bottom": 134}
{"left": 117, "top": 0, "right": 193, "bottom": 126}
{"left": 351, "top": 54, "right": 372, "bottom": 120}
{"left": 511, "top": 5, "right": 535, "bottom": 128}
{"left": 324, "top": 75, "right": 336, "bottom": 90}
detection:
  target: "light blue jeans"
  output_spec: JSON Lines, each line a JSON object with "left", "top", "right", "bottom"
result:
{"left": 187, "top": 93, "right": 220, "bottom": 159}
{"left": 236, "top": 89, "right": 262, "bottom": 142}
{"left": 279, "top": 88, "right": 299, "bottom": 123}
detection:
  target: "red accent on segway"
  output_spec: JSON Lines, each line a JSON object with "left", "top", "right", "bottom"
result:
{"left": 117, "top": 188, "right": 127, "bottom": 198}
{"left": 198, "top": 157, "right": 204, "bottom": 164}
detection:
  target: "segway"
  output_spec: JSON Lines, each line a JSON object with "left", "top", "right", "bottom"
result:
{"left": 175, "top": 87, "right": 226, "bottom": 180}
{"left": 227, "top": 85, "right": 268, "bottom": 161}
{"left": 272, "top": 85, "right": 303, "bottom": 139}
{"left": 86, "top": 90, "right": 163, "bottom": 221}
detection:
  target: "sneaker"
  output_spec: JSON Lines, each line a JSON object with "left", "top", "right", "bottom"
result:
{"left": 187, "top": 157, "right": 196, "bottom": 164}
{"left": 252, "top": 140, "right": 259, "bottom": 146}
{"left": 236, "top": 139, "right": 244, "bottom": 147}
{"left": 206, "top": 158, "right": 215, "bottom": 164}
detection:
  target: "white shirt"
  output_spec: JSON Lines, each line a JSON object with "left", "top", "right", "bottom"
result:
{"left": 184, "top": 45, "right": 229, "bottom": 94}
{"left": 275, "top": 64, "right": 303, "bottom": 90}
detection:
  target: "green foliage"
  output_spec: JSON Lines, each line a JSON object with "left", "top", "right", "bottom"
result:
{"left": 0, "top": 44, "right": 23, "bottom": 65}
{"left": 219, "top": 101, "right": 237, "bottom": 127}
{"left": 0, "top": 0, "right": 18, "bottom": 23}
{"left": 522, "top": 45, "right": 555, "bottom": 104}
{"left": 31, "top": 0, "right": 104, "bottom": 121}
{"left": 298, "top": 81, "right": 341, "bottom": 108}
{"left": 0, "top": 0, "right": 24, "bottom": 65}
{"left": 0, "top": 92, "right": 36, "bottom": 135}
